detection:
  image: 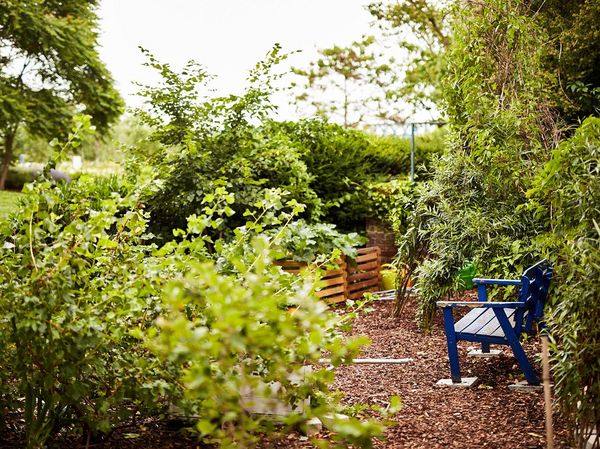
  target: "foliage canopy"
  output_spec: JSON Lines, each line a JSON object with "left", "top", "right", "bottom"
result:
{"left": 0, "top": 0, "right": 123, "bottom": 188}
{"left": 390, "top": 1, "right": 599, "bottom": 444}
{"left": 0, "top": 120, "right": 384, "bottom": 448}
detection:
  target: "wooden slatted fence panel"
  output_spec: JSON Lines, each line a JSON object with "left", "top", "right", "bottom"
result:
{"left": 276, "top": 247, "right": 382, "bottom": 304}
{"left": 315, "top": 259, "right": 347, "bottom": 304}
{"left": 354, "top": 251, "right": 379, "bottom": 264}
{"left": 347, "top": 247, "right": 381, "bottom": 300}
{"left": 275, "top": 259, "right": 348, "bottom": 305}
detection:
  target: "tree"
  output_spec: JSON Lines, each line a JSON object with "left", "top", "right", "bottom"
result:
{"left": 292, "top": 2, "right": 453, "bottom": 128}
{"left": 0, "top": 0, "right": 123, "bottom": 189}
{"left": 368, "top": 0, "right": 451, "bottom": 113}
{"left": 292, "top": 36, "right": 404, "bottom": 129}
{"left": 535, "top": 0, "right": 600, "bottom": 122}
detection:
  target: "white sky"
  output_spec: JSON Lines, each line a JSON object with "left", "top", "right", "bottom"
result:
{"left": 97, "top": 0, "right": 376, "bottom": 120}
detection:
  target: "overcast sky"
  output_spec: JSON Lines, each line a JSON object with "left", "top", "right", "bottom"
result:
{"left": 97, "top": 0, "right": 376, "bottom": 119}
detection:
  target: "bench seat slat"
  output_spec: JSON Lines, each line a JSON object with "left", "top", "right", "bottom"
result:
{"left": 455, "top": 308, "right": 517, "bottom": 337}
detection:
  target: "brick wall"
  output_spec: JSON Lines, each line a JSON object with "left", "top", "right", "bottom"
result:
{"left": 366, "top": 218, "right": 397, "bottom": 265}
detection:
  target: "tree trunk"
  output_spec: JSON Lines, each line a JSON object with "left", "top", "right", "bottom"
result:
{"left": 0, "top": 129, "right": 16, "bottom": 190}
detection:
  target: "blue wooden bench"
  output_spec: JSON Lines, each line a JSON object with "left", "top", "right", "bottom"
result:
{"left": 437, "top": 260, "right": 553, "bottom": 386}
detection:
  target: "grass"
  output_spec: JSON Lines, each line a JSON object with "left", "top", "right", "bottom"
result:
{"left": 0, "top": 190, "right": 23, "bottom": 218}
{"left": 0, "top": 161, "right": 121, "bottom": 220}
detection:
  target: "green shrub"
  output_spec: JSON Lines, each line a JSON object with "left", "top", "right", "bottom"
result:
{"left": 0, "top": 175, "right": 165, "bottom": 447}
{"left": 529, "top": 117, "right": 600, "bottom": 446}
{"left": 268, "top": 120, "right": 446, "bottom": 232}
{"left": 271, "top": 119, "right": 377, "bottom": 230}
{"left": 395, "top": 150, "right": 543, "bottom": 327}
{"left": 365, "top": 178, "right": 414, "bottom": 231}
{"left": 0, "top": 47, "right": 398, "bottom": 449}
{"left": 271, "top": 219, "right": 366, "bottom": 263}
{"left": 365, "top": 127, "right": 447, "bottom": 178}
{"left": 133, "top": 46, "right": 445, "bottom": 239}
{"left": 140, "top": 188, "right": 384, "bottom": 448}
{"left": 130, "top": 48, "right": 324, "bottom": 242}
{"left": 0, "top": 190, "right": 23, "bottom": 217}
{"left": 393, "top": 0, "right": 555, "bottom": 328}
{"left": 141, "top": 128, "right": 321, "bottom": 241}
{"left": 5, "top": 165, "right": 84, "bottom": 191}
{"left": 0, "top": 160, "right": 383, "bottom": 448}
{"left": 5, "top": 165, "right": 37, "bottom": 190}
{"left": 153, "top": 237, "right": 381, "bottom": 448}
{"left": 389, "top": 2, "right": 599, "bottom": 445}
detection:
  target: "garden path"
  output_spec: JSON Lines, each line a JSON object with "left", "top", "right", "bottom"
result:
{"left": 326, "top": 299, "right": 571, "bottom": 449}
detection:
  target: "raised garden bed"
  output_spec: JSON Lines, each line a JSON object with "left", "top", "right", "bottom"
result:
{"left": 275, "top": 247, "right": 382, "bottom": 304}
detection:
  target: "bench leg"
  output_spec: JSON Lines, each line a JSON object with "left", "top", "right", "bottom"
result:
{"left": 443, "top": 307, "right": 461, "bottom": 383}
{"left": 494, "top": 309, "right": 540, "bottom": 385}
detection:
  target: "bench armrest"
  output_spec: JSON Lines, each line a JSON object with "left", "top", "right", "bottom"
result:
{"left": 472, "top": 278, "right": 522, "bottom": 286}
{"left": 436, "top": 301, "right": 525, "bottom": 309}
{"left": 473, "top": 278, "right": 522, "bottom": 301}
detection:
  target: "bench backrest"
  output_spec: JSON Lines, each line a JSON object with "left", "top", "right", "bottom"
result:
{"left": 518, "top": 260, "right": 553, "bottom": 333}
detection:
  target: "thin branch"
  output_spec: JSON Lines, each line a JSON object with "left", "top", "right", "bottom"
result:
{"left": 29, "top": 212, "right": 38, "bottom": 272}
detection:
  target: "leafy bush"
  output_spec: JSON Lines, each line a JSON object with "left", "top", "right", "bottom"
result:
{"left": 136, "top": 188, "right": 384, "bottom": 447}
{"left": 365, "top": 178, "right": 413, "bottom": 231}
{"left": 0, "top": 126, "right": 383, "bottom": 447}
{"left": 130, "top": 47, "right": 324, "bottom": 242}
{"left": 272, "top": 219, "right": 366, "bottom": 263}
{"left": 393, "top": 0, "right": 556, "bottom": 329}
{"left": 389, "top": 2, "right": 599, "bottom": 446}
{"left": 0, "top": 189, "right": 22, "bottom": 217}
{"left": 5, "top": 165, "right": 37, "bottom": 190}
{"left": 365, "top": 127, "right": 447, "bottom": 179}
{"left": 0, "top": 174, "right": 166, "bottom": 447}
{"left": 395, "top": 150, "right": 544, "bottom": 327}
{"left": 132, "top": 46, "right": 444, "bottom": 239}
{"left": 269, "top": 120, "right": 446, "bottom": 232}
{"left": 528, "top": 117, "right": 600, "bottom": 446}
{"left": 141, "top": 128, "right": 321, "bottom": 241}
{"left": 152, "top": 231, "right": 382, "bottom": 447}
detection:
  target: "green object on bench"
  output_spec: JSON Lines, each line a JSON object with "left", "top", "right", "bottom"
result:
{"left": 457, "top": 261, "right": 476, "bottom": 290}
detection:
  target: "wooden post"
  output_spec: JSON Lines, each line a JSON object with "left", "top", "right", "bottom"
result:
{"left": 542, "top": 335, "right": 554, "bottom": 449}
{"left": 375, "top": 246, "right": 382, "bottom": 290}
{"left": 342, "top": 255, "right": 349, "bottom": 302}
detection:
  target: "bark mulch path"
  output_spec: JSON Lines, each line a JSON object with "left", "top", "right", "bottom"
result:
{"left": 327, "top": 298, "right": 571, "bottom": 449}
{"left": 0, "top": 299, "right": 572, "bottom": 448}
